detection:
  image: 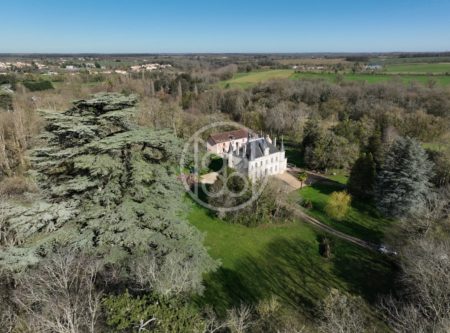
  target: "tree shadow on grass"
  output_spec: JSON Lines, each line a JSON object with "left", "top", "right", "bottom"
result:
{"left": 331, "top": 240, "right": 398, "bottom": 303}
{"left": 197, "top": 235, "right": 395, "bottom": 319}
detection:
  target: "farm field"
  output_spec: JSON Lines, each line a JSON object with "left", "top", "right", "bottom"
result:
{"left": 188, "top": 201, "right": 395, "bottom": 323}
{"left": 220, "top": 69, "right": 450, "bottom": 88}
{"left": 218, "top": 69, "right": 295, "bottom": 88}
{"left": 292, "top": 72, "right": 450, "bottom": 85}
{"left": 276, "top": 57, "right": 350, "bottom": 66}
{"left": 384, "top": 62, "right": 450, "bottom": 73}
{"left": 372, "top": 56, "right": 450, "bottom": 65}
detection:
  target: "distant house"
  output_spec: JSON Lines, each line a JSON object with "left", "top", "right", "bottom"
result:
{"left": 365, "top": 64, "right": 383, "bottom": 71}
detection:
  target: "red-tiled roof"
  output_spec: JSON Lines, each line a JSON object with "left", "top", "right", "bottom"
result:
{"left": 208, "top": 129, "right": 248, "bottom": 145}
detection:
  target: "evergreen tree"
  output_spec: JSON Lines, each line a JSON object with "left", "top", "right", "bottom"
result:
{"left": 0, "top": 93, "right": 217, "bottom": 284}
{"left": 366, "top": 130, "right": 384, "bottom": 170}
{"left": 375, "top": 137, "right": 434, "bottom": 218}
{"left": 302, "top": 117, "right": 322, "bottom": 152}
{"left": 348, "top": 153, "right": 376, "bottom": 199}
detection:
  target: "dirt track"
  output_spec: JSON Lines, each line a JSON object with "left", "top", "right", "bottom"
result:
{"left": 293, "top": 207, "right": 378, "bottom": 251}
{"left": 286, "top": 167, "right": 378, "bottom": 251}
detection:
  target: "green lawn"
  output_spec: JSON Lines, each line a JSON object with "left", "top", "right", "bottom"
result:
{"left": 298, "top": 180, "right": 392, "bottom": 244}
{"left": 384, "top": 62, "right": 450, "bottom": 74}
{"left": 188, "top": 202, "right": 396, "bottom": 322}
{"left": 324, "top": 170, "right": 349, "bottom": 184}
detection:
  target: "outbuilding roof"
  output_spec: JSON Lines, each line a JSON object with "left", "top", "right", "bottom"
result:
{"left": 207, "top": 129, "right": 249, "bottom": 145}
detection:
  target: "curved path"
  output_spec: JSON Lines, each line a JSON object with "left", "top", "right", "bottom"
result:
{"left": 293, "top": 207, "right": 378, "bottom": 251}
{"left": 285, "top": 166, "right": 378, "bottom": 251}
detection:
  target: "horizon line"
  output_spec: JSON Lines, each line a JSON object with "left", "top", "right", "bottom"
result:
{"left": 1, "top": 51, "right": 450, "bottom": 56}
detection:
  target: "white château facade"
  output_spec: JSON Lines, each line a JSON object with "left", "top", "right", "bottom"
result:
{"left": 206, "top": 129, "right": 288, "bottom": 180}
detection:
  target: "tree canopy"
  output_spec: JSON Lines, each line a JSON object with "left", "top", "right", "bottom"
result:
{"left": 0, "top": 93, "right": 216, "bottom": 291}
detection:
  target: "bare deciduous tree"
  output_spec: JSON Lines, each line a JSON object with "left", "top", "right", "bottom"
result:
{"left": 130, "top": 250, "right": 205, "bottom": 297}
{"left": 0, "top": 270, "right": 17, "bottom": 333}
{"left": 14, "top": 247, "right": 103, "bottom": 333}
{"left": 318, "top": 289, "right": 368, "bottom": 333}
{"left": 380, "top": 238, "right": 450, "bottom": 332}
{"left": 226, "top": 303, "right": 253, "bottom": 333}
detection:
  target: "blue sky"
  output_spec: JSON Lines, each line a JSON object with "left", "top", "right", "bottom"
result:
{"left": 1, "top": 0, "right": 449, "bottom": 53}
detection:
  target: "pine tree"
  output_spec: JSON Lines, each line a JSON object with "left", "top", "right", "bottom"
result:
{"left": 348, "top": 153, "right": 376, "bottom": 199}
{"left": 375, "top": 137, "right": 434, "bottom": 218}
{"left": 302, "top": 117, "right": 323, "bottom": 169}
{"left": 302, "top": 117, "right": 321, "bottom": 151}
{"left": 366, "top": 130, "right": 384, "bottom": 170}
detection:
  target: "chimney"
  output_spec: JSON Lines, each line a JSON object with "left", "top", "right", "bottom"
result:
{"left": 274, "top": 137, "right": 277, "bottom": 148}
{"left": 250, "top": 141, "right": 255, "bottom": 161}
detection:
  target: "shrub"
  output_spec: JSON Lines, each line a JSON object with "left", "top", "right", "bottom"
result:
{"left": 0, "top": 93, "right": 13, "bottom": 110}
{"left": 22, "top": 80, "right": 54, "bottom": 92}
{"left": 319, "top": 236, "right": 332, "bottom": 258}
{"left": 103, "top": 290, "right": 206, "bottom": 333}
{"left": 325, "top": 191, "right": 351, "bottom": 221}
{"left": 0, "top": 176, "right": 37, "bottom": 197}
{"left": 302, "top": 199, "right": 313, "bottom": 209}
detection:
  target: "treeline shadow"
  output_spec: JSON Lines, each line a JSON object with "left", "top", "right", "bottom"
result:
{"left": 197, "top": 235, "right": 396, "bottom": 318}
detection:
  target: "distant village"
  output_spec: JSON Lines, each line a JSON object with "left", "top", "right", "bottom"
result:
{"left": 0, "top": 57, "right": 172, "bottom": 76}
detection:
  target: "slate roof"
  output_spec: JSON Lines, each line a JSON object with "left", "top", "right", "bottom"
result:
{"left": 245, "top": 138, "right": 279, "bottom": 160}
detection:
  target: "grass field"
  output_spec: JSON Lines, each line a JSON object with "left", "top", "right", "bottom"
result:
{"left": 372, "top": 56, "right": 450, "bottom": 65}
{"left": 297, "top": 178, "right": 392, "bottom": 244}
{"left": 291, "top": 72, "right": 450, "bottom": 86}
{"left": 219, "top": 69, "right": 450, "bottom": 89}
{"left": 384, "top": 62, "right": 450, "bottom": 74}
{"left": 188, "top": 201, "right": 396, "bottom": 322}
{"left": 218, "top": 69, "right": 295, "bottom": 88}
